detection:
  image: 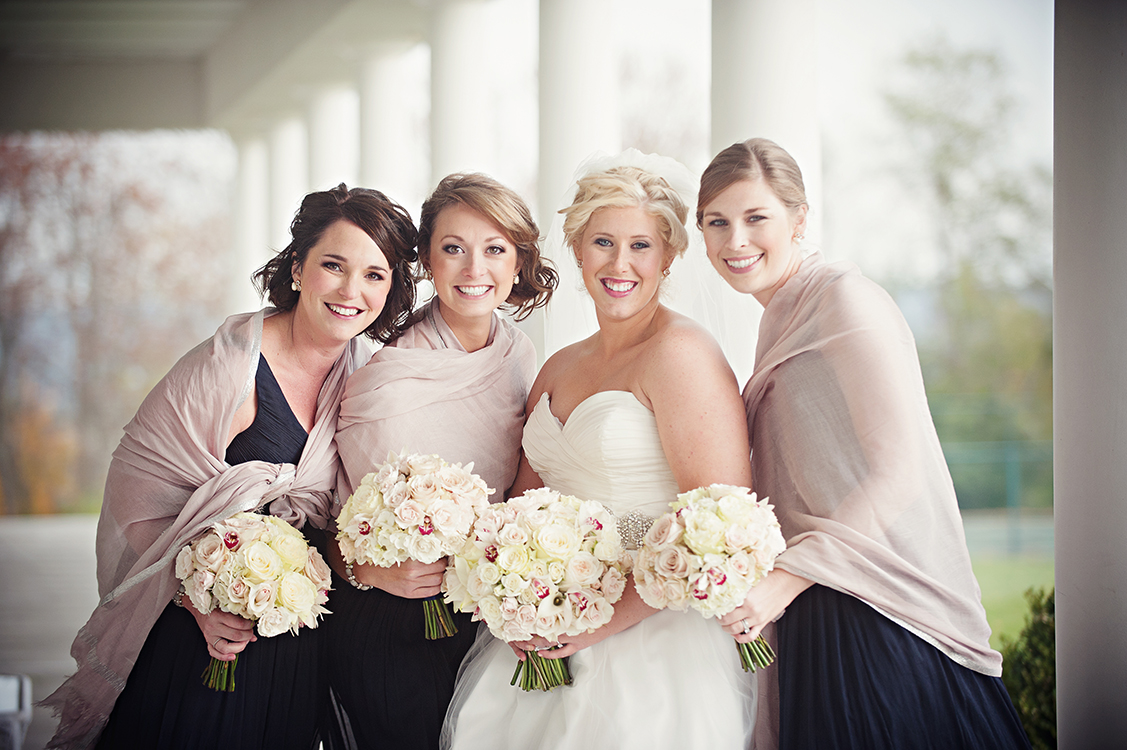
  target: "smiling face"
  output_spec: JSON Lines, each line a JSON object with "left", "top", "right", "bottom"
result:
{"left": 426, "top": 202, "right": 519, "bottom": 343}
{"left": 700, "top": 178, "right": 807, "bottom": 307}
{"left": 576, "top": 205, "right": 670, "bottom": 324}
{"left": 291, "top": 219, "right": 393, "bottom": 347}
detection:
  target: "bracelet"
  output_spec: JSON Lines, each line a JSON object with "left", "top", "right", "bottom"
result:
{"left": 171, "top": 585, "right": 186, "bottom": 608}
{"left": 345, "top": 560, "right": 373, "bottom": 591}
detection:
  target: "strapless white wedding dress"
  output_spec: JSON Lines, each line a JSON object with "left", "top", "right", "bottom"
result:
{"left": 441, "top": 391, "right": 756, "bottom": 750}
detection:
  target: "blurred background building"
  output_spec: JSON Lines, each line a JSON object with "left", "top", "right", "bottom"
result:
{"left": 0, "top": 0, "right": 1123, "bottom": 747}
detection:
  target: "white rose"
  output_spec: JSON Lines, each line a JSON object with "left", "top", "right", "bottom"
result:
{"left": 271, "top": 533, "right": 310, "bottom": 571}
{"left": 655, "top": 547, "right": 691, "bottom": 579}
{"left": 497, "top": 523, "right": 529, "bottom": 548}
{"left": 406, "top": 532, "right": 444, "bottom": 564}
{"left": 383, "top": 481, "right": 410, "bottom": 509}
{"left": 246, "top": 579, "right": 277, "bottom": 618}
{"left": 564, "top": 551, "right": 603, "bottom": 587}
{"left": 304, "top": 549, "right": 333, "bottom": 595}
{"left": 600, "top": 566, "right": 627, "bottom": 603}
{"left": 662, "top": 577, "right": 690, "bottom": 609}
{"left": 642, "top": 513, "right": 683, "bottom": 551}
{"left": 187, "top": 569, "right": 216, "bottom": 614}
{"left": 406, "top": 453, "right": 444, "bottom": 475}
{"left": 256, "top": 606, "right": 296, "bottom": 638}
{"left": 175, "top": 545, "right": 195, "bottom": 580}
{"left": 496, "top": 545, "right": 530, "bottom": 575}
{"left": 395, "top": 499, "right": 426, "bottom": 529}
{"left": 193, "top": 533, "right": 228, "bottom": 573}
{"left": 478, "top": 596, "right": 504, "bottom": 631}
{"left": 477, "top": 561, "right": 502, "bottom": 586}
{"left": 547, "top": 561, "right": 567, "bottom": 584}
{"left": 224, "top": 575, "right": 253, "bottom": 613}
{"left": 682, "top": 511, "right": 727, "bottom": 555}
{"left": 534, "top": 523, "right": 580, "bottom": 560}
{"left": 466, "top": 569, "right": 494, "bottom": 600}
{"left": 500, "top": 572, "right": 527, "bottom": 596}
{"left": 501, "top": 616, "right": 531, "bottom": 643}
{"left": 277, "top": 571, "right": 317, "bottom": 616}
{"left": 515, "top": 603, "right": 538, "bottom": 631}
{"left": 242, "top": 541, "right": 283, "bottom": 583}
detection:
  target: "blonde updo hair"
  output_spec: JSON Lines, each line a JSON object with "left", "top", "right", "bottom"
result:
{"left": 696, "top": 138, "right": 807, "bottom": 228}
{"left": 561, "top": 166, "right": 690, "bottom": 262}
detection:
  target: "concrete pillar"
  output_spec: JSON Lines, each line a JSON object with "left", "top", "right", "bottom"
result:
{"left": 268, "top": 116, "right": 309, "bottom": 252}
{"left": 307, "top": 85, "right": 360, "bottom": 191}
{"left": 429, "top": 0, "right": 496, "bottom": 186}
{"left": 233, "top": 136, "right": 270, "bottom": 314}
{"left": 1053, "top": 1, "right": 1127, "bottom": 745}
{"left": 359, "top": 43, "right": 422, "bottom": 209}
{"left": 710, "top": 0, "right": 821, "bottom": 242}
{"left": 537, "top": 0, "right": 621, "bottom": 224}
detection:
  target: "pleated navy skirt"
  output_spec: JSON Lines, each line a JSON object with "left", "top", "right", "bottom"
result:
{"left": 96, "top": 601, "right": 324, "bottom": 750}
{"left": 776, "top": 585, "right": 1031, "bottom": 749}
{"left": 320, "top": 570, "right": 477, "bottom": 750}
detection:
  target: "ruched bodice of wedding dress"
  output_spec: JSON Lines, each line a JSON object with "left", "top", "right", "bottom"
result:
{"left": 442, "top": 391, "right": 756, "bottom": 750}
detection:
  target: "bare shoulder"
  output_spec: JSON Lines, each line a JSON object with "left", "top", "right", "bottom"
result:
{"left": 643, "top": 309, "right": 733, "bottom": 385}
{"left": 524, "top": 336, "right": 592, "bottom": 408}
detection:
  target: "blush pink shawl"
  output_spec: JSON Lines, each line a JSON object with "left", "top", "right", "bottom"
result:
{"left": 745, "top": 254, "right": 1001, "bottom": 747}
{"left": 43, "top": 309, "right": 364, "bottom": 750}
{"left": 336, "top": 300, "right": 537, "bottom": 503}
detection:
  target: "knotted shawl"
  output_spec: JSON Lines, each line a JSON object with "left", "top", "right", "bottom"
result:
{"left": 336, "top": 299, "right": 537, "bottom": 504}
{"left": 744, "top": 253, "right": 1001, "bottom": 675}
{"left": 43, "top": 309, "right": 364, "bottom": 750}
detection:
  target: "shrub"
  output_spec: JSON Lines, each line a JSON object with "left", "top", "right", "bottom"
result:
{"left": 1000, "top": 587, "right": 1055, "bottom": 749}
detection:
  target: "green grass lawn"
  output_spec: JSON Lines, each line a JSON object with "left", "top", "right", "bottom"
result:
{"left": 971, "top": 556, "right": 1055, "bottom": 649}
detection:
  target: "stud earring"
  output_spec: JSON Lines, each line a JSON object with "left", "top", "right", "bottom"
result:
{"left": 794, "top": 232, "right": 805, "bottom": 242}
{"left": 661, "top": 267, "right": 671, "bottom": 278}
{"left": 291, "top": 279, "right": 301, "bottom": 292}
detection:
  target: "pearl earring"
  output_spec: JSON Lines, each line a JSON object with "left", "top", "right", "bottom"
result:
{"left": 291, "top": 279, "right": 301, "bottom": 292}
{"left": 794, "top": 233, "right": 805, "bottom": 242}
{"left": 513, "top": 273, "right": 520, "bottom": 285}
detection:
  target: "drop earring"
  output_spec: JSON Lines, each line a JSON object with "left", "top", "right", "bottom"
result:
{"left": 513, "top": 273, "right": 520, "bottom": 285}
{"left": 291, "top": 279, "right": 302, "bottom": 292}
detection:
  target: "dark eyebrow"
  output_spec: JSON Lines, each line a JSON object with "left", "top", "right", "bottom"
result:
{"left": 323, "top": 253, "right": 389, "bottom": 273}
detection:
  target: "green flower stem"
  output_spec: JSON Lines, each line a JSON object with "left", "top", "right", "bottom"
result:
{"left": 737, "top": 635, "right": 776, "bottom": 673}
{"left": 201, "top": 654, "right": 239, "bottom": 692}
{"left": 423, "top": 596, "right": 459, "bottom": 640}
{"left": 510, "top": 651, "right": 573, "bottom": 691}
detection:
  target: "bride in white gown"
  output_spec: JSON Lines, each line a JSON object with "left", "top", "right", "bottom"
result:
{"left": 442, "top": 156, "right": 758, "bottom": 750}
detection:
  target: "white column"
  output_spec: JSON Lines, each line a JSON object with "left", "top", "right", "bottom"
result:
{"left": 534, "top": 0, "right": 622, "bottom": 362}
{"left": 537, "top": 0, "right": 621, "bottom": 225}
{"left": 710, "top": 0, "right": 821, "bottom": 243}
{"left": 233, "top": 136, "right": 270, "bottom": 314}
{"left": 1054, "top": 1, "right": 1127, "bottom": 745}
{"left": 430, "top": 0, "right": 495, "bottom": 186}
{"left": 268, "top": 116, "right": 309, "bottom": 252}
{"left": 307, "top": 85, "right": 360, "bottom": 191}
{"left": 359, "top": 43, "right": 423, "bottom": 208}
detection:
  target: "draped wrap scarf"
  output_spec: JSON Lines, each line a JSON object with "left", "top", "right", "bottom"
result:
{"left": 43, "top": 309, "right": 364, "bottom": 749}
{"left": 336, "top": 300, "right": 537, "bottom": 504}
{"left": 744, "top": 253, "right": 1001, "bottom": 677}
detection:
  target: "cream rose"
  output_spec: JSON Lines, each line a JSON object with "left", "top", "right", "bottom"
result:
{"left": 271, "top": 533, "right": 310, "bottom": 571}
{"left": 193, "top": 533, "right": 228, "bottom": 573}
{"left": 564, "top": 551, "right": 603, "bottom": 587}
{"left": 277, "top": 571, "right": 317, "bottom": 616}
{"left": 242, "top": 541, "right": 283, "bottom": 583}
{"left": 535, "top": 523, "right": 580, "bottom": 560}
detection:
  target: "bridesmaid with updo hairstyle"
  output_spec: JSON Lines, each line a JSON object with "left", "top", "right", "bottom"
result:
{"left": 699, "top": 138, "right": 1031, "bottom": 749}
{"left": 322, "top": 173, "right": 555, "bottom": 750}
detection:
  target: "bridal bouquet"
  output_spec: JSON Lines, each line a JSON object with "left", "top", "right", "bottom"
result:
{"left": 444, "top": 487, "right": 631, "bottom": 691}
{"left": 175, "top": 512, "right": 332, "bottom": 691}
{"left": 336, "top": 451, "right": 493, "bottom": 639}
{"left": 633, "top": 484, "right": 786, "bottom": 672}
